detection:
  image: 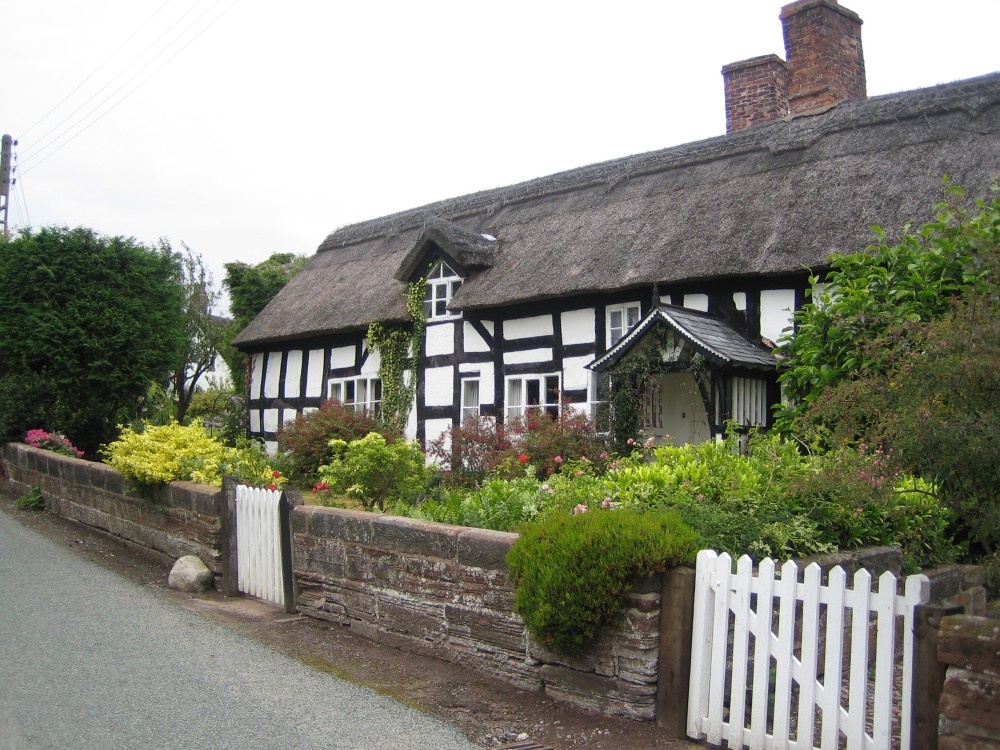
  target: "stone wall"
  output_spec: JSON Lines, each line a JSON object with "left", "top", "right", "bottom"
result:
{"left": 937, "top": 614, "right": 1000, "bottom": 749}
{"left": 1, "top": 443, "right": 223, "bottom": 577}
{"left": 291, "top": 504, "right": 663, "bottom": 720}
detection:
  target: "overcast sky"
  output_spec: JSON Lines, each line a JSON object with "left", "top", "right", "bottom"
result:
{"left": 7, "top": 1, "right": 999, "bottom": 313}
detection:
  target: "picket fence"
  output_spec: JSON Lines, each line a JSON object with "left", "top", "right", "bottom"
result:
{"left": 687, "top": 550, "right": 930, "bottom": 750}
{"left": 235, "top": 484, "right": 286, "bottom": 608}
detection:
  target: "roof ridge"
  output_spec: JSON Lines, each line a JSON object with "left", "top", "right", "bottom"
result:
{"left": 317, "top": 72, "right": 1000, "bottom": 252}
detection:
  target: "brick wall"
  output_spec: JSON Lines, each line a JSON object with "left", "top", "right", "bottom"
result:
{"left": 1, "top": 443, "right": 223, "bottom": 577}
{"left": 937, "top": 615, "right": 1000, "bottom": 749}
{"left": 291, "top": 504, "right": 663, "bottom": 720}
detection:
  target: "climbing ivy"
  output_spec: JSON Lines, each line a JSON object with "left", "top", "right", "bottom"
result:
{"left": 366, "top": 279, "right": 427, "bottom": 433}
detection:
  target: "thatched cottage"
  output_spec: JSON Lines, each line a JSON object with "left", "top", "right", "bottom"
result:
{"left": 234, "top": 0, "right": 1000, "bottom": 453}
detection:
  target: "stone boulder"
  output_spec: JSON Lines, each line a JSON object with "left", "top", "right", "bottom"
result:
{"left": 168, "top": 555, "right": 213, "bottom": 592}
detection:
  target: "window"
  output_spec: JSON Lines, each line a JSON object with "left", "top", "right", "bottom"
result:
{"left": 461, "top": 378, "right": 480, "bottom": 423}
{"left": 423, "top": 261, "right": 462, "bottom": 320}
{"left": 506, "top": 374, "right": 560, "bottom": 422}
{"left": 328, "top": 376, "right": 381, "bottom": 415}
{"left": 607, "top": 303, "right": 641, "bottom": 346}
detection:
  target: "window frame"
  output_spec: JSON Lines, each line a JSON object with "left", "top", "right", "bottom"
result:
{"left": 505, "top": 373, "right": 561, "bottom": 423}
{"left": 328, "top": 375, "right": 382, "bottom": 415}
{"left": 460, "top": 377, "right": 480, "bottom": 423}
{"left": 606, "top": 302, "right": 642, "bottom": 347}
{"left": 423, "top": 261, "right": 463, "bottom": 321}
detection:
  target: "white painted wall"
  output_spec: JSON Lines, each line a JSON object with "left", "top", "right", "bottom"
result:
{"left": 424, "top": 418, "right": 452, "bottom": 453}
{"left": 263, "top": 408, "right": 279, "bottom": 431}
{"left": 683, "top": 294, "right": 709, "bottom": 312}
{"left": 305, "top": 349, "right": 324, "bottom": 398}
{"left": 563, "top": 355, "right": 593, "bottom": 391}
{"left": 503, "top": 348, "right": 553, "bottom": 365}
{"left": 330, "top": 345, "right": 356, "bottom": 370}
{"left": 760, "top": 288, "right": 796, "bottom": 342}
{"left": 561, "top": 308, "right": 595, "bottom": 346}
{"left": 426, "top": 322, "right": 455, "bottom": 356}
{"left": 263, "top": 353, "right": 281, "bottom": 398}
{"left": 285, "top": 350, "right": 302, "bottom": 398}
{"left": 250, "top": 353, "right": 264, "bottom": 399}
{"left": 424, "top": 365, "right": 454, "bottom": 407}
{"left": 733, "top": 291, "right": 747, "bottom": 311}
{"left": 504, "top": 314, "right": 553, "bottom": 339}
{"left": 463, "top": 321, "right": 491, "bottom": 353}
{"left": 360, "top": 347, "right": 380, "bottom": 376}
{"left": 250, "top": 410, "right": 261, "bottom": 432}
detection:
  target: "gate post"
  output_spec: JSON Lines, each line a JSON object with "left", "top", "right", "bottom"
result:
{"left": 278, "top": 487, "right": 302, "bottom": 614}
{"left": 220, "top": 476, "right": 240, "bottom": 597}
{"left": 910, "top": 603, "right": 962, "bottom": 750}
{"left": 657, "top": 565, "right": 696, "bottom": 736}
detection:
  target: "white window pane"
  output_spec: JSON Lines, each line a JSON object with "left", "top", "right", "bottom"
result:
{"left": 627, "top": 305, "right": 640, "bottom": 328}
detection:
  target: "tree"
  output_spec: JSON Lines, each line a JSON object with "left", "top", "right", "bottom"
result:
{"left": 172, "top": 246, "right": 227, "bottom": 424}
{"left": 0, "top": 226, "right": 186, "bottom": 454}
{"left": 780, "top": 185, "right": 1000, "bottom": 554}
{"left": 221, "top": 252, "right": 307, "bottom": 392}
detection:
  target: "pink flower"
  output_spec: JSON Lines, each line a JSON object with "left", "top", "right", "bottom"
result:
{"left": 599, "top": 452, "right": 608, "bottom": 460}
{"left": 573, "top": 503, "right": 588, "bottom": 515}
{"left": 554, "top": 455, "right": 563, "bottom": 465}
{"left": 575, "top": 470, "right": 584, "bottom": 477}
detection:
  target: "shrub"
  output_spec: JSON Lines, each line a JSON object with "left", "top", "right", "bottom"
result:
{"left": 316, "top": 432, "right": 432, "bottom": 511}
{"left": 24, "top": 429, "right": 84, "bottom": 458}
{"left": 277, "top": 400, "right": 389, "bottom": 481}
{"left": 506, "top": 508, "right": 699, "bottom": 655}
{"left": 103, "top": 421, "right": 285, "bottom": 489}
{"left": 427, "top": 405, "right": 609, "bottom": 485}
{"left": 398, "top": 477, "right": 545, "bottom": 531}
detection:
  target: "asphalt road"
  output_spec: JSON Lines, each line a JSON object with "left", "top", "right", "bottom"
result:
{"left": 0, "top": 508, "right": 479, "bottom": 750}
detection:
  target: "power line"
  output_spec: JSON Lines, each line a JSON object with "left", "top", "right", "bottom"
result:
{"left": 18, "top": 0, "right": 174, "bottom": 141}
{"left": 19, "top": 0, "right": 239, "bottom": 175}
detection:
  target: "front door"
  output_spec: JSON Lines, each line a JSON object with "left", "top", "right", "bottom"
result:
{"left": 645, "top": 373, "right": 710, "bottom": 445}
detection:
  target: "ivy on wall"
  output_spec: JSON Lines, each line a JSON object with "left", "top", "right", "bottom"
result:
{"left": 366, "top": 279, "right": 427, "bottom": 433}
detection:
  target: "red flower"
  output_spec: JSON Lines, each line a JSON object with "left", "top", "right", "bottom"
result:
{"left": 267, "top": 483, "right": 278, "bottom": 491}
{"left": 518, "top": 454, "right": 528, "bottom": 464}
{"left": 272, "top": 470, "right": 282, "bottom": 478}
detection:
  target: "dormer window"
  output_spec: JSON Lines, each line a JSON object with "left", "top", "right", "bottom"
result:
{"left": 423, "top": 261, "right": 462, "bottom": 320}
{"left": 607, "top": 302, "right": 641, "bottom": 346}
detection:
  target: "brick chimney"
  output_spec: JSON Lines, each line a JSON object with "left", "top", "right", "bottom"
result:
{"left": 722, "top": 0, "right": 866, "bottom": 133}
{"left": 781, "top": 0, "right": 866, "bottom": 115}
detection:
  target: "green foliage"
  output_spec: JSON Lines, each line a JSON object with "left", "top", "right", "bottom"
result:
{"left": 221, "top": 252, "right": 307, "bottom": 392}
{"left": 604, "top": 333, "right": 667, "bottom": 454}
{"left": 780, "top": 185, "right": 1000, "bottom": 556}
{"left": 397, "top": 477, "right": 545, "bottom": 531}
{"left": 365, "top": 279, "right": 426, "bottom": 433}
{"left": 775, "top": 183, "right": 991, "bottom": 431}
{"left": 24, "top": 429, "right": 84, "bottom": 458}
{"left": 277, "top": 400, "right": 389, "bottom": 481}
{"left": 0, "top": 226, "right": 187, "bottom": 454}
{"left": 506, "top": 509, "right": 698, "bottom": 654}
{"left": 103, "top": 421, "right": 285, "bottom": 489}
{"left": 16, "top": 486, "right": 45, "bottom": 511}
{"left": 316, "top": 432, "right": 432, "bottom": 511}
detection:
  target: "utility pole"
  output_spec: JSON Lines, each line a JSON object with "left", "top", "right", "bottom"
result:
{"left": 0, "top": 134, "right": 12, "bottom": 235}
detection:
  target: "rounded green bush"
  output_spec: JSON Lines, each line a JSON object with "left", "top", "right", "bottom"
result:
{"left": 506, "top": 509, "right": 699, "bottom": 655}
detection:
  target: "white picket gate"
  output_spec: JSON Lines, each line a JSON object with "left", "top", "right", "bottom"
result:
{"left": 235, "top": 484, "right": 286, "bottom": 608}
{"left": 687, "top": 550, "right": 930, "bottom": 750}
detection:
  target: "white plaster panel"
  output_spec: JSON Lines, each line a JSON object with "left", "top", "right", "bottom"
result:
{"left": 424, "top": 366, "right": 454, "bottom": 407}
{"left": 683, "top": 294, "right": 709, "bottom": 312}
{"left": 760, "top": 288, "right": 797, "bottom": 342}
{"left": 302, "top": 406, "right": 318, "bottom": 417}
{"left": 405, "top": 397, "right": 418, "bottom": 442}
{"left": 264, "top": 440, "right": 278, "bottom": 456}
{"left": 249, "top": 353, "right": 265, "bottom": 400}
{"left": 561, "top": 308, "right": 595, "bottom": 346}
{"left": 249, "top": 410, "right": 261, "bottom": 432}
{"left": 281, "top": 409, "right": 297, "bottom": 430}
{"left": 330, "top": 345, "right": 356, "bottom": 370}
{"left": 284, "top": 350, "right": 302, "bottom": 398}
{"left": 563, "top": 356, "right": 593, "bottom": 391}
{"left": 733, "top": 292, "right": 748, "bottom": 311}
{"left": 504, "top": 315, "right": 553, "bottom": 340}
{"left": 361, "top": 347, "right": 380, "bottom": 375}
{"left": 426, "top": 322, "right": 455, "bottom": 356}
{"left": 458, "top": 362, "right": 482, "bottom": 374}
{"left": 503, "top": 348, "right": 552, "bottom": 366}
{"left": 463, "top": 321, "right": 491, "bottom": 353}
{"left": 305, "top": 349, "right": 324, "bottom": 398}
{"left": 263, "top": 408, "right": 279, "bottom": 432}
{"left": 263, "top": 353, "right": 282, "bottom": 398}
{"left": 424, "top": 419, "right": 452, "bottom": 456}
{"left": 659, "top": 295, "right": 673, "bottom": 306}
{"left": 479, "top": 370, "right": 495, "bottom": 405}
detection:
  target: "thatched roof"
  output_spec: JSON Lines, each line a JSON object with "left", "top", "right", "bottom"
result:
{"left": 234, "top": 73, "right": 1000, "bottom": 348}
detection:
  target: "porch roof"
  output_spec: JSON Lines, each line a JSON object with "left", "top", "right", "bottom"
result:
{"left": 587, "top": 305, "right": 778, "bottom": 373}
